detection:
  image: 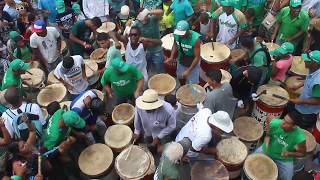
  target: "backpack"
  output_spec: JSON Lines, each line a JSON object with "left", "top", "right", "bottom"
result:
{"left": 4, "top": 103, "right": 43, "bottom": 141}
{"left": 250, "top": 42, "right": 272, "bottom": 82}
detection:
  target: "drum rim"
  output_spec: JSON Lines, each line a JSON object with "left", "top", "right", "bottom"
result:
{"left": 176, "top": 84, "right": 206, "bottom": 107}
{"left": 148, "top": 73, "right": 176, "bottom": 96}
{"left": 256, "top": 85, "right": 289, "bottom": 107}
{"left": 111, "top": 103, "right": 135, "bottom": 125}
{"left": 104, "top": 124, "right": 133, "bottom": 152}
{"left": 21, "top": 68, "right": 45, "bottom": 87}
{"left": 78, "top": 143, "right": 114, "bottom": 177}
{"left": 233, "top": 116, "right": 264, "bottom": 142}
{"left": 191, "top": 160, "right": 229, "bottom": 180}
{"left": 37, "top": 83, "right": 67, "bottom": 107}
{"left": 200, "top": 42, "right": 231, "bottom": 64}
{"left": 216, "top": 138, "right": 248, "bottom": 165}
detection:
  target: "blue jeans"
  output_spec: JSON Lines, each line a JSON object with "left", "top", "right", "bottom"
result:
{"left": 255, "top": 146, "right": 294, "bottom": 180}
{"left": 176, "top": 63, "right": 200, "bottom": 84}
{"left": 146, "top": 49, "right": 165, "bottom": 74}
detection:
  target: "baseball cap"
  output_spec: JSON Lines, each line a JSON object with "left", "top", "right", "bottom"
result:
{"left": 9, "top": 31, "right": 21, "bottom": 40}
{"left": 302, "top": 50, "right": 320, "bottom": 64}
{"left": 72, "top": 3, "right": 81, "bottom": 14}
{"left": 32, "top": 20, "right": 46, "bottom": 33}
{"left": 56, "top": 0, "right": 66, "bottom": 14}
{"left": 111, "top": 56, "right": 129, "bottom": 72}
{"left": 208, "top": 111, "right": 233, "bottom": 133}
{"left": 9, "top": 59, "right": 30, "bottom": 71}
{"left": 62, "top": 111, "right": 86, "bottom": 129}
{"left": 119, "top": 5, "right": 130, "bottom": 19}
{"left": 220, "top": 0, "right": 233, "bottom": 7}
{"left": 174, "top": 20, "right": 190, "bottom": 36}
{"left": 270, "top": 42, "right": 294, "bottom": 56}
{"left": 290, "top": 0, "right": 301, "bottom": 8}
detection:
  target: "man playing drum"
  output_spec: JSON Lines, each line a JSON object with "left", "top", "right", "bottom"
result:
{"left": 255, "top": 112, "right": 306, "bottom": 180}
{"left": 134, "top": 89, "right": 176, "bottom": 151}
{"left": 165, "top": 20, "right": 201, "bottom": 85}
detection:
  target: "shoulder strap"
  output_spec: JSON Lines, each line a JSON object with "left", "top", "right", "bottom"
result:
{"left": 177, "top": 37, "right": 186, "bottom": 56}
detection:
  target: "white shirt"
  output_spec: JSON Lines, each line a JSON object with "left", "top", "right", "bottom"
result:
{"left": 175, "top": 108, "right": 212, "bottom": 157}
{"left": 30, "top": 27, "right": 60, "bottom": 63}
{"left": 216, "top": 13, "right": 238, "bottom": 49}
{"left": 2, "top": 102, "right": 45, "bottom": 138}
{"left": 54, "top": 55, "right": 89, "bottom": 95}
{"left": 82, "top": 0, "right": 109, "bottom": 19}
{"left": 302, "top": 0, "right": 320, "bottom": 11}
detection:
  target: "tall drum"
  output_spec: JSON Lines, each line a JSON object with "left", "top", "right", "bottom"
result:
{"left": 191, "top": 160, "right": 229, "bottom": 180}
{"left": 216, "top": 137, "right": 248, "bottom": 179}
{"left": 242, "top": 153, "right": 278, "bottom": 180}
{"left": 162, "top": 33, "right": 177, "bottom": 76}
{"left": 47, "top": 71, "right": 60, "bottom": 84}
{"left": 200, "top": 42, "right": 230, "bottom": 72}
{"left": 104, "top": 125, "right": 133, "bottom": 152}
{"left": 251, "top": 85, "right": 289, "bottom": 125}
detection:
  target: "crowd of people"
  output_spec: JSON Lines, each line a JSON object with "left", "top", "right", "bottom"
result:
{"left": 0, "top": 0, "right": 320, "bottom": 179}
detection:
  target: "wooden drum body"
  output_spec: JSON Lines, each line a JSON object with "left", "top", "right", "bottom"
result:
{"left": 162, "top": 33, "right": 177, "bottom": 77}
{"left": 191, "top": 160, "right": 229, "bottom": 180}
{"left": 104, "top": 125, "right": 133, "bottom": 152}
{"left": 252, "top": 85, "right": 289, "bottom": 125}
{"left": 285, "top": 76, "right": 304, "bottom": 99}
{"left": 242, "top": 154, "right": 278, "bottom": 180}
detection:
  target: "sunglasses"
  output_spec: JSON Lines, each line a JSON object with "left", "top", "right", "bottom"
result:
{"left": 129, "top": 33, "right": 138, "bottom": 37}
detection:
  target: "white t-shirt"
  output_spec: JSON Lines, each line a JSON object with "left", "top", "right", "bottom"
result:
{"left": 2, "top": 102, "right": 46, "bottom": 138}
{"left": 54, "top": 55, "right": 89, "bottom": 95}
{"left": 216, "top": 13, "right": 238, "bottom": 49}
{"left": 175, "top": 108, "right": 212, "bottom": 157}
{"left": 30, "top": 27, "right": 60, "bottom": 63}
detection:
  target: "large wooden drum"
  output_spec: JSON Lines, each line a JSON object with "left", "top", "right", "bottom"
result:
{"left": 200, "top": 42, "right": 230, "bottom": 72}
{"left": 242, "top": 153, "right": 278, "bottom": 180}
{"left": 285, "top": 76, "right": 304, "bottom": 99}
{"left": 200, "top": 69, "right": 232, "bottom": 87}
{"left": 229, "top": 48, "right": 246, "bottom": 64}
{"left": 112, "top": 103, "right": 135, "bottom": 125}
{"left": 251, "top": 85, "right": 289, "bottom": 125}
{"left": 84, "top": 60, "right": 99, "bottom": 85}
{"left": 162, "top": 33, "right": 177, "bottom": 77}
{"left": 104, "top": 125, "right": 133, "bottom": 152}
{"left": 191, "top": 160, "right": 229, "bottom": 180}
{"left": 290, "top": 56, "right": 309, "bottom": 76}
{"left": 78, "top": 143, "right": 114, "bottom": 178}
{"left": 216, "top": 137, "right": 248, "bottom": 179}
{"left": 47, "top": 71, "right": 60, "bottom": 84}
{"left": 90, "top": 48, "right": 108, "bottom": 64}
{"left": 233, "top": 116, "right": 263, "bottom": 152}
{"left": 37, "top": 84, "right": 67, "bottom": 107}
{"left": 148, "top": 73, "right": 176, "bottom": 97}
{"left": 21, "top": 68, "right": 45, "bottom": 90}
{"left": 115, "top": 145, "right": 155, "bottom": 179}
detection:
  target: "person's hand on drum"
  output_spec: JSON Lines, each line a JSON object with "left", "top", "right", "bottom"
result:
{"left": 134, "top": 90, "right": 142, "bottom": 98}
{"left": 182, "top": 69, "right": 191, "bottom": 79}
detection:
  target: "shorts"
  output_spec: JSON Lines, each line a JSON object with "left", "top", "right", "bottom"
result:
{"left": 176, "top": 62, "right": 200, "bottom": 84}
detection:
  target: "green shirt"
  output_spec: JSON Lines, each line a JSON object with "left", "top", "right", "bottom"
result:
{"left": 100, "top": 65, "right": 143, "bottom": 97}
{"left": 276, "top": 7, "right": 310, "bottom": 42}
{"left": 247, "top": 0, "right": 266, "bottom": 26}
{"left": 313, "top": 84, "right": 320, "bottom": 97}
{"left": 70, "top": 20, "right": 92, "bottom": 53}
{"left": 233, "top": 0, "right": 247, "bottom": 10}
{"left": 13, "top": 46, "right": 32, "bottom": 62}
{"left": 174, "top": 30, "right": 200, "bottom": 63}
{"left": 134, "top": 16, "right": 162, "bottom": 53}
{"left": 262, "top": 119, "right": 305, "bottom": 161}
{"left": 155, "top": 145, "right": 181, "bottom": 180}
{"left": 249, "top": 43, "right": 270, "bottom": 79}
{"left": 43, "top": 109, "right": 68, "bottom": 150}
{"left": 1, "top": 68, "right": 22, "bottom": 90}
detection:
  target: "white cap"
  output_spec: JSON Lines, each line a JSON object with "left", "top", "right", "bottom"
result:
{"left": 137, "top": 9, "right": 150, "bottom": 21}
{"left": 208, "top": 111, "right": 233, "bottom": 133}
{"left": 120, "top": 5, "right": 130, "bottom": 16}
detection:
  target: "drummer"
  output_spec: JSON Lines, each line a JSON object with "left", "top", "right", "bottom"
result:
{"left": 255, "top": 112, "right": 306, "bottom": 180}
{"left": 134, "top": 89, "right": 176, "bottom": 150}
{"left": 164, "top": 20, "right": 201, "bottom": 85}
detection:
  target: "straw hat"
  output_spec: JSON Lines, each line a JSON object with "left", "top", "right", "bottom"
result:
{"left": 290, "top": 56, "right": 309, "bottom": 76}
{"left": 136, "top": 89, "right": 164, "bottom": 110}
{"left": 208, "top": 111, "right": 233, "bottom": 133}
{"left": 37, "top": 84, "right": 67, "bottom": 107}
{"left": 148, "top": 73, "right": 176, "bottom": 96}
{"left": 200, "top": 42, "right": 230, "bottom": 63}
{"left": 96, "top": 22, "right": 116, "bottom": 33}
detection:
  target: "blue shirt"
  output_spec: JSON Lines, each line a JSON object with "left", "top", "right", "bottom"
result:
{"left": 3, "top": 5, "right": 18, "bottom": 20}
{"left": 295, "top": 68, "right": 320, "bottom": 114}
{"left": 70, "top": 90, "right": 98, "bottom": 125}
{"left": 38, "top": 0, "right": 58, "bottom": 23}
{"left": 170, "top": 0, "right": 194, "bottom": 24}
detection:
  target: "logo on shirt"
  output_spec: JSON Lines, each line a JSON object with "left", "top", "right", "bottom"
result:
{"left": 113, "top": 80, "right": 130, "bottom": 86}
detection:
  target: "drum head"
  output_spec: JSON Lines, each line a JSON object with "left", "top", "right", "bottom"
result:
{"left": 290, "top": 56, "right": 309, "bottom": 76}
{"left": 112, "top": 103, "right": 135, "bottom": 125}
{"left": 264, "top": 43, "right": 280, "bottom": 52}
{"left": 244, "top": 154, "right": 278, "bottom": 180}
{"left": 303, "top": 130, "right": 316, "bottom": 153}
{"left": 21, "top": 68, "right": 45, "bottom": 87}
{"left": 285, "top": 76, "right": 304, "bottom": 94}
{"left": 161, "top": 33, "right": 174, "bottom": 50}
{"left": 191, "top": 160, "right": 229, "bottom": 180}
{"left": 148, "top": 73, "right": 176, "bottom": 96}
{"left": 233, "top": 116, "right": 263, "bottom": 142}
{"left": 216, "top": 137, "right": 248, "bottom": 165}
{"left": 201, "top": 42, "right": 230, "bottom": 63}
{"left": 104, "top": 125, "right": 133, "bottom": 151}
{"left": 78, "top": 143, "right": 113, "bottom": 177}
{"left": 115, "top": 145, "right": 151, "bottom": 179}
{"left": 230, "top": 49, "right": 246, "bottom": 61}
{"left": 257, "top": 85, "right": 289, "bottom": 107}
{"left": 90, "top": 48, "right": 107, "bottom": 61}
{"left": 84, "top": 60, "right": 98, "bottom": 77}
{"left": 96, "top": 22, "right": 116, "bottom": 33}
{"left": 47, "top": 71, "right": 60, "bottom": 84}
{"left": 176, "top": 84, "right": 206, "bottom": 107}
{"left": 37, "top": 84, "right": 67, "bottom": 107}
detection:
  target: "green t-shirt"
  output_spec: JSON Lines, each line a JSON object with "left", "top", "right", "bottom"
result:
{"left": 134, "top": 16, "right": 162, "bottom": 53}
{"left": 262, "top": 119, "right": 305, "bottom": 161}
{"left": 247, "top": 0, "right": 266, "bottom": 26}
{"left": 312, "top": 84, "right": 320, "bottom": 97}
{"left": 155, "top": 145, "right": 181, "bottom": 180}
{"left": 233, "top": 0, "right": 247, "bottom": 10}
{"left": 276, "top": 7, "right": 310, "bottom": 42}
{"left": 100, "top": 65, "right": 143, "bottom": 97}
{"left": 13, "top": 46, "right": 32, "bottom": 62}
{"left": 43, "top": 109, "right": 68, "bottom": 150}
{"left": 70, "top": 20, "right": 92, "bottom": 53}
{"left": 1, "top": 68, "right": 22, "bottom": 90}
{"left": 249, "top": 43, "right": 271, "bottom": 79}
{"left": 174, "top": 30, "right": 200, "bottom": 63}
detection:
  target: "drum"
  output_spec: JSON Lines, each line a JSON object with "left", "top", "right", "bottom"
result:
{"left": 285, "top": 76, "right": 304, "bottom": 99}
{"left": 90, "top": 48, "right": 108, "bottom": 64}
{"left": 96, "top": 22, "right": 116, "bottom": 34}
{"left": 61, "top": 40, "right": 69, "bottom": 57}
{"left": 229, "top": 48, "right": 246, "bottom": 64}
{"left": 233, "top": 116, "right": 263, "bottom": 152}
{"left": 251, "top": 85, "right": 289, "bottom": 125}
{"left": 312, "top": 115, "right": 320, "bottom": 143}
{"left": 191, "top": 160, "right": 229, "bottom": 180}
{"left": 84, "top": 60, "right": 99, "bottom": 85}
{"left": 200, "top": 69, "right": 232, "bottom": 87}
{"left": 290, "top": 56, "right": 309, "bottom": 76}
{"left": 242, "top": 153, "right": 278, "bottom": 180}
{"left": 47, "top": 71, "right": 60, "bottom": 84}
{"left": 148, "top": 73, "right": 176, "bottom": 97}
{"left": 60, "top": 101, "right": 71, "bottom": 110}
{"left": 29, "top": 61, "right": 40, "bottom": 69}
{"left": 216, "top": 137, "right": 248, "bottom": 179}
{"left": 162, "top": 33, "right": 177, "bottom": 77}
{"left": 37, "top": 84, "right": 67, "bottom": 107}
{"left": 264, "top": 42, "right": 280, "bottom": 52}
{"left": 21, "top": 68, "right": 45, "bottom": 91}
{"left": 78, "top": 143, "right": 114, "bottom": 178}
{"left": 115, "top": 145, "right": 155, "bottom": 179}
{"left": 294, "top": 130, "right": 317, "bottom": 172}
{"left": 200, "top": 42, "right": 231, "bottom": 72}
{"left": 112, "top": 103, "right": 135, "bottom": 125}
{"left": 104, "top": 124, "right": 132, "bottom": 152}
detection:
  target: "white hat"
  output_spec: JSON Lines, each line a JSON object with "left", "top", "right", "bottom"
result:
{"left": 208, "top": 111, "right": 233, "bottom": 133}
{"left": 119, "top": 5, "right": 130, "bottom": 19}
{"left": 137, "top": 9, "right": 150, "bottom": 21}
{"left": 136, "top": 89, "right": 164, "bottom": 110}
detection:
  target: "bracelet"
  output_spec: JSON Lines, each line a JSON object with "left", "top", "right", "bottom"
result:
{"left": 11, "top": 175, "right": 22, "bottom": 180}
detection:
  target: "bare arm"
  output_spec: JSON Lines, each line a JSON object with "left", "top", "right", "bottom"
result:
{"left": 104, "top": 84, "right": 113, "bottom": 98}
{"left": 284, "top": 141, "right": 306, "bottom": 158}
{"left": 187, "top": 39, "right": 201, "bottom": 71}
{"left": 69, "top": 33, "right": 86, "bottom": 47}
{"left": 0, "top": 118, "right": 10, "bottom": 145}
{"left": 291, "top": 97, "right": 320, "bottom": 105}
{"left": 150, "top": 9, "right": 164, "bottom": 18}
{"left": 134, "top": 78, "right": 144, "bottom": 98}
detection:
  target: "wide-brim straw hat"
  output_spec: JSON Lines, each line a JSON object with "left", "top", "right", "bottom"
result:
{"left": 148, "top": 73, "right": 176, "bottom": 96}
{"left": 37, "top": 84, "right": 67, "bottom": 107}
{"left": 200, "top": 42, "right": 230, "bottom": 63}
{"left": 97, "top": 22, "right": 116, "bottom": 34}
{"left": 136, "top": 89, "right": 164, "bottom": 110}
